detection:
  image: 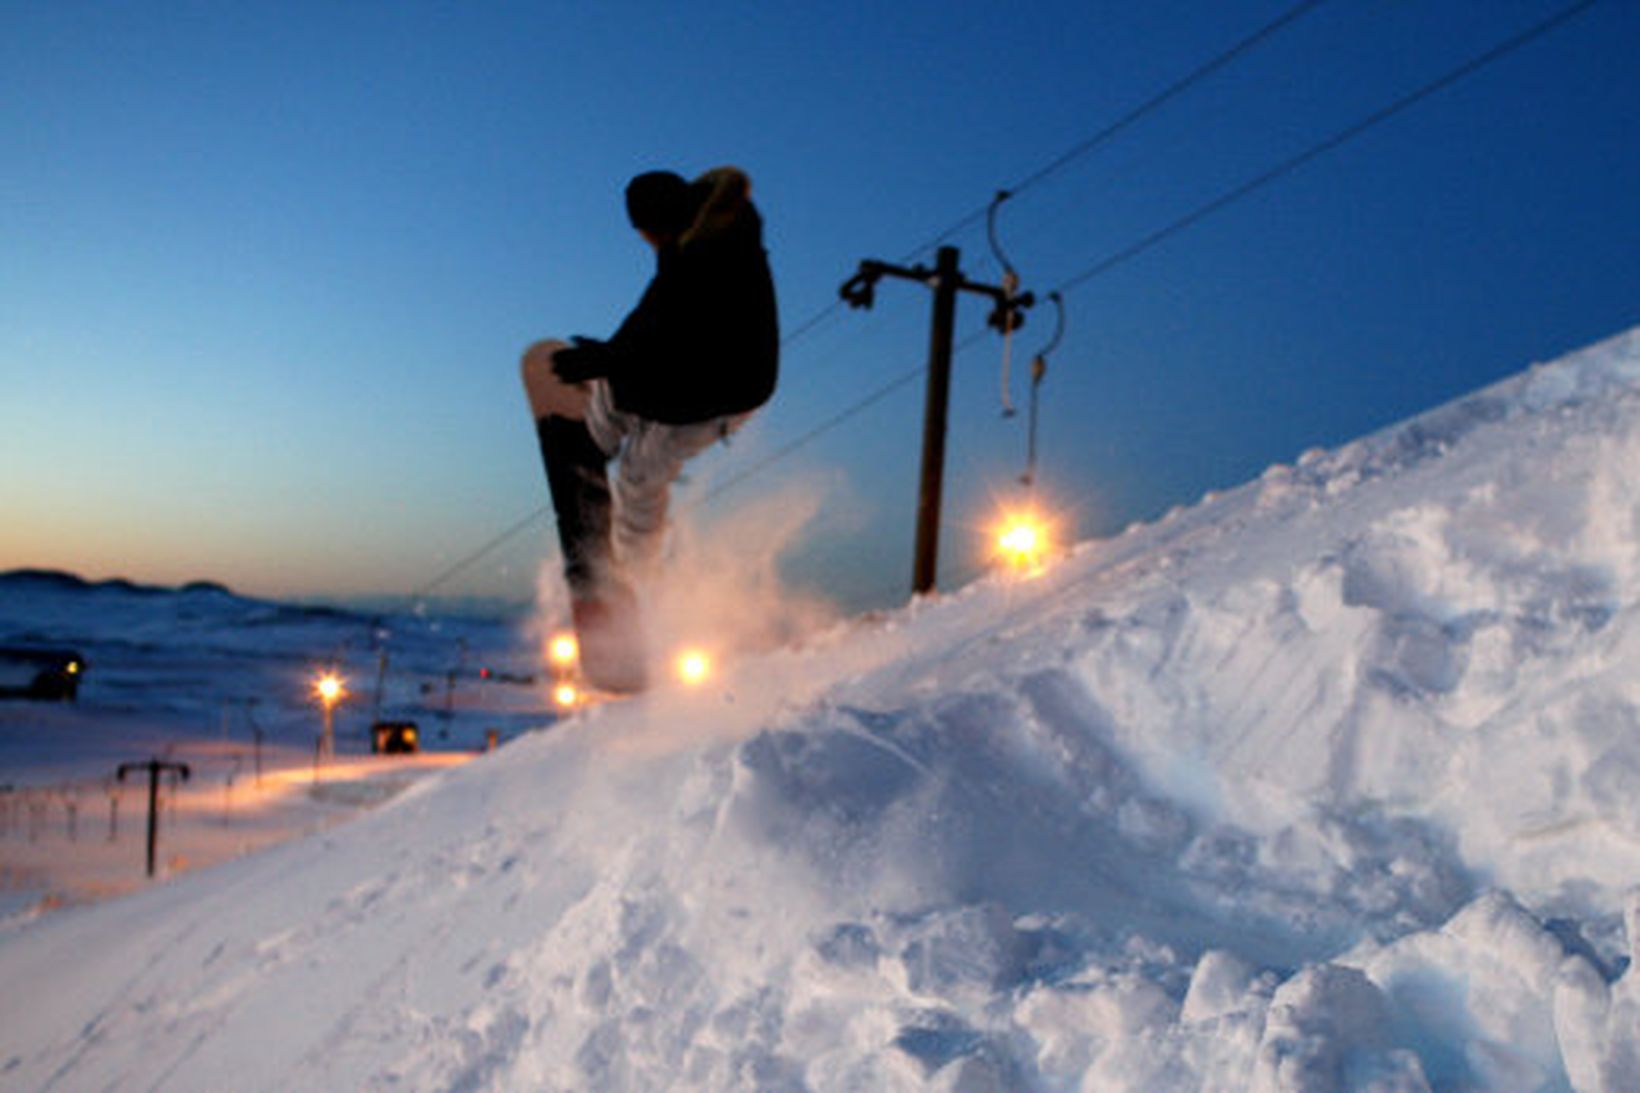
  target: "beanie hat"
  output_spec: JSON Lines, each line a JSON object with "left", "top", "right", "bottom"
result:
{"left": 625, "top": 171, "right": 694, "bottom": 236}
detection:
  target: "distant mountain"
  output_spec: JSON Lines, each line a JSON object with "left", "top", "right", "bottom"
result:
{"left": 0, "top": 568, "right": 94, "bottom": 592}
{"left": 0, "top": 567, "right": 373, "bottom": 655}
{"left": 0, "top": 568, "right": 235, "bottom": 599}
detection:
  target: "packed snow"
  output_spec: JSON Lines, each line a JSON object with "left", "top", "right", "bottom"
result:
{"left": 4, "top": 326, "right": 1640, "bottom": 1090}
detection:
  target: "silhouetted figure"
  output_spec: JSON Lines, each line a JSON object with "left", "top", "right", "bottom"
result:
{"left": 521, "top": 166, "right": 778, "bottom": 691}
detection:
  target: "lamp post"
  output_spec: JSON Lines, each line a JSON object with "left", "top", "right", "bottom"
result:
{"left": 314, "top": 672, "right": 345, "bottom": 761}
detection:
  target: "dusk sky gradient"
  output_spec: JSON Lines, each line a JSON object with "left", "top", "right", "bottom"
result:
{"left": 4, "top": 1, "right": 1638, "bottom": 611}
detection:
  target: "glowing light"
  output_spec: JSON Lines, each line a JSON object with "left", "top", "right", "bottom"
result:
{"left": 553, "top": 682, "right": 580, "bottom": 708}
{"left": 1000, "top": 521, "right": 1039, "bottom": 556}
{"left": 675, "top": 649, "right": 712, "bottom": 686}
{"left": 995, "top": 510, "right": 1051, "bottom": 571}
{"left": 314, "top": 672, "right": 346, "bottom": 706}
{"left": 548, "top": 632, "right": 579, "bottom": 669}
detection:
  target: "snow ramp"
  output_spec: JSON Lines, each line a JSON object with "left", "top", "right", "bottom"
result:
{"left": 5, "top": 327, "right": 1640, "bottom": 1090}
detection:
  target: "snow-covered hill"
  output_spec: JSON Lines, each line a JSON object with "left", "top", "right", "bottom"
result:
{"left": 4, "top": 327, "right": 1640, "bottom": 1091}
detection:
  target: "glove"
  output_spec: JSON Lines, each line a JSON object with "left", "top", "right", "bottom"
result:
{"left": 552, "top": 336, "right": 614, "bottom": 384}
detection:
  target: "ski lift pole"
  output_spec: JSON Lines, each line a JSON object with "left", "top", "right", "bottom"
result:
{"left": 117, "top": 758, "right": 191, "bottom": 878}
{"left": 915, "top": 246, "right": 961, "bottom": 595}
{"left": 840, "top": 244, "right": 1034, "bottom": 595}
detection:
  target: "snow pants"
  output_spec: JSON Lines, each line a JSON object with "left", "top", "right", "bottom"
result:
{"left": 521, "top": 339, "right": 747, "bottom": 595}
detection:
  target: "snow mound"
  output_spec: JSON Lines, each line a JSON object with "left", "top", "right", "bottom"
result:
{"left": 4, "top": 327, "right": 1640, "bottom": 1090}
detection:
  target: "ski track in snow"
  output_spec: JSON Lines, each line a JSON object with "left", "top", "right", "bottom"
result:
{"left": 4, "top": 328, "right": 1640, "bottom": 1089}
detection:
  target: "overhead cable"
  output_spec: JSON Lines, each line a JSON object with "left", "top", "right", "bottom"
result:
{"left": 1051, "top": 0, "right": 1600, "bottom": 297}
{"left": 902, "top": 0, "right": 1331, "bottom": 263}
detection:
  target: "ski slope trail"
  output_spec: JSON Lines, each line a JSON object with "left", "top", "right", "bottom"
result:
{"left": 5, "top": 327, "right": 1640, "bottom": 1090}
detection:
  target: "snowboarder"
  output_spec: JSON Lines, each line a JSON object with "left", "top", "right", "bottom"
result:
{"left": 521, "top": 166, "right": 779, "bottom": 692}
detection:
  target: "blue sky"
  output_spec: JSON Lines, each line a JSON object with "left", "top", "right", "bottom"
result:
{"left": 3, "top": 0, "right": 1637, "bottom": 610}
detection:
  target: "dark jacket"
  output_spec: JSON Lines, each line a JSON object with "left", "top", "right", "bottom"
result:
{"left": 602, "top": 167, "right": 779, "bottom": 424}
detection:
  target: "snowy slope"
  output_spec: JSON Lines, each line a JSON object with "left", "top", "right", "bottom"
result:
{"left": 4, "top": 327, "right": 1640, "bottom": 1091}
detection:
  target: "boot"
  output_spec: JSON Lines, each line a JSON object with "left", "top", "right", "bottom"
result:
{"left": 536, "top": 416, "right": 648, "bottom": 692}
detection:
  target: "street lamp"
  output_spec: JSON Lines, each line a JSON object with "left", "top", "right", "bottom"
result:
{"left": 548, "top": 631, "right": 579, "bottom": 670}
{"left": 314, "top": 672, "right": 346, "bottom": 760}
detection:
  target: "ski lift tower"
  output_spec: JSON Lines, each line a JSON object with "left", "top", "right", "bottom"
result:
{"left": 840, "top": 245, "right": 1033, "bottom": 595}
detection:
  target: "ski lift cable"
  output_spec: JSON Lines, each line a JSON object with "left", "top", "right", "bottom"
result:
{"left": 683, "top": 365, "right": 925, "bottom": 513}
{"left": 767, "top": 0, "right": 1326, "bottom": 359}
{"left": 410, "top": 505, "right": 551, "bottom": 603}
{"left": 902, "top": 0, "right": 1332, "bottom": 264}
{"left": 781, "top": 298, "right": 849, "bottom": 349}
{"left": 409, "top": 361, "right": 927, "bottom": 603}
{"left": 1050, "top": 0, "right": 1600, "bottom": 300}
